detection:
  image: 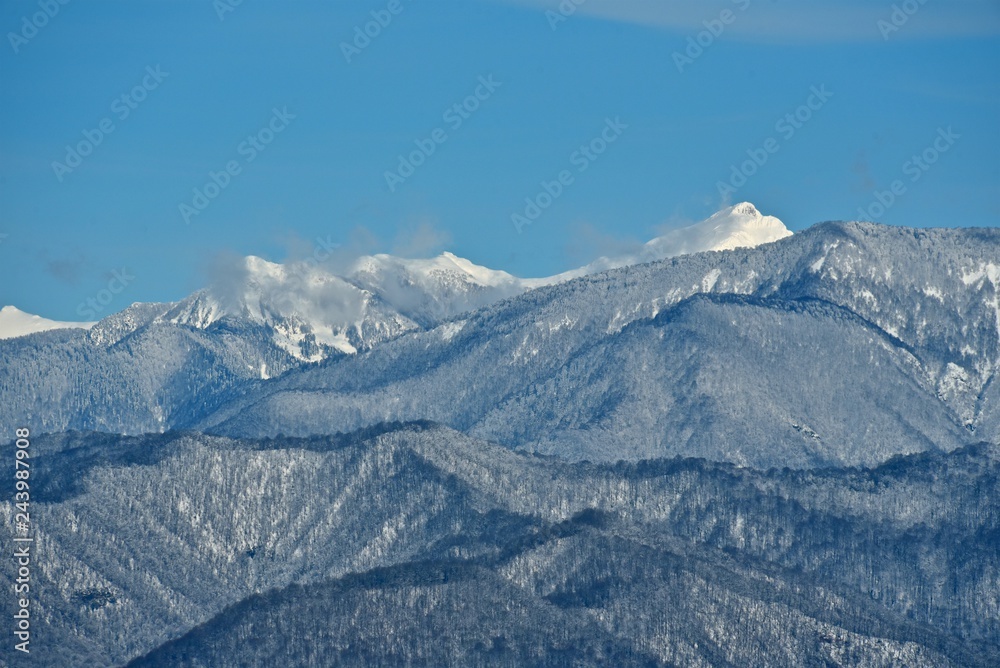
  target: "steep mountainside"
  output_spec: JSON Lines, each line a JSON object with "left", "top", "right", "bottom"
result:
{"left": 199, "top": 222, "right": 1000, "bottom": 468}
{"left": 0, "top": 203, "right": 791, "bottom": 437}
{"left": 2, "top": 217, "right": 996, "bottom": 469}
{"left": 1, "top": 424, "right": 996, "bottom": 666}
{"left": 0, "top": 309, "right": 303, "bottom": 436}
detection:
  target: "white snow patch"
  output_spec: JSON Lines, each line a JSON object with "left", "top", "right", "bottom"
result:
{"left": 314, "top": 328, "right": 358, "bottom": 355}
{"left": 542, "top": 314, "right": 577, "bottom": 334}
{"left": 439, "top": 320, "right": 466, "bottom": 341}
{"left": 857, "top": 289, "right": 878, "bottom": 308}
{"left": 732, "top": 270, "right": 759, "bottom": 293}
{"left": 939, "top": 363, "right": 971, "bottom": 395}
{"left": 809, "top": 241, "right": 840, "bottom": 274}
{"left": 701, "top": 268, "right": 722, "bottom": 292}
{"left": 961, "top": 262, "right": 1000, "bottom": 288}
{"left": 922, "top": 286, "right": 944, "bottom": 302}
{"left": 0, "top": 306, "right": 96, "bottom": 340}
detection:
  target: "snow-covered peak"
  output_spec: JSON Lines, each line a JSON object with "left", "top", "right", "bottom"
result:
{"left": 347, "top": 251, "right": 526, "bottom": 328}
{"left": 153, "top": 250, "right": 530, "bottom": 360}
{"left": 0, "top": 305, "right": 96, "bottom": 340}
{"left": 3, "top": 203, "right": 794, "bottom": 357}
{"left": 244, "top": 255, "right": 287, "bottom": 282}
{"left": 351, "top": 251, "right": 522, "bottom": 290}
{"left": 542, "top": 202, "right": 792, "bottom": 282}
{"left": 677, "top": 201, "right": 792, "bottom": 252}
{"left": 643, "top": 201, "right": 792, "bottom": 256}
{"left": 162, "top": 256, "right": 384, "bottom": 359}
{"left": 437, "top": 251, "right": 523, "bottom": 287}
{"left": 730, "top": 202, "right": 760, "bottom": 217}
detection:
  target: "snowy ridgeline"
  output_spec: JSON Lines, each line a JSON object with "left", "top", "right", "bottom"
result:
{"left": 2, "top": 209, "right": 998, "bottom": 666}
{"left": 197, "top": 221, "right": 1000, "bottom": 469}
{"left": 0, "top": 425, "right": 996, "bottom": 666}
{"left": 1, "top": 218, "right": 999, "bottom": 470}
{"left": 0, "top": 202, "right": 790, "bottom": 348}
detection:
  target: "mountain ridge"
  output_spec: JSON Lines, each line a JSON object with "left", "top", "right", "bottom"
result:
{"left": 2, "top": 216, "right": 997, "bottom": 471}
{"left": 0, "top": 304, "right": 95, "bottom": 340}
{"left": 3, "top": 424, "right": 995, "bottom": 666}
{"left": 190, "top": 219, "right": 999, "bottom": 468}
{"left": 1, "top": 202, "right": 789, "bottom": 349}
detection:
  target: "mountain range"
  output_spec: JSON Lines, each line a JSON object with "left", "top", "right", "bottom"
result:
{"left": 195, "top": 219, "right": 999, "bottom": 469}
{"left": 0, "top": 203, "right": 797, "bottom": 437}
{"left": 3, "top": 204, "right": 997, "bottom": 469}
{"left": 2, "top": 203, "right": 998, "bottom": 666}
{"left": 1, "top": 424, "right": 996, "bottom": 666}
{"left": 1, "top": 202, "right": 792, "bottom": 351}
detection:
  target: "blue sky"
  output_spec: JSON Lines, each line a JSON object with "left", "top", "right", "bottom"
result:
{"left": 1, "top": 0, "right": 998, "bottom": 320}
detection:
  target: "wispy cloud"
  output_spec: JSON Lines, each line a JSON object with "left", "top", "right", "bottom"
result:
{"left": 851, "top": 150, "right": 876, "bottom": 194}
{"left": 40, "top": 253, "right": 88, "bottom": 285}
{"left": 491, "top": 0, "right": 1000, "bottom": 42}
{"left": 391, "top": 219, "right": 453, "bottom": 258}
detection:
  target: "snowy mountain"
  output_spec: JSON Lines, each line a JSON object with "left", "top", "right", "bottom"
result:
{"left": 0, "top": 202, "right": 789, "bottom": 360}
{"left": 197, "top": 221, "right": 1000, "bottom": 469}
{"left": 0, "top": 305, "right": 95, "bottom": 340}
{"left": 2, "top": 208, "right": 997, "bottom": 468}
{"left": 144, "top": 203, "right": 791, "bottom": 359}
{"left": 160, "top": 258, "right": 415, "bottom": 361}
{"left": 3, "top": 425, "right": 996, "bottom": 666}
{"left": 2, "top": 206, "right": 999, "bottom": 666}
{"left": 114, "top": 249, "right": 527, "bottom": 362}
{"left": 543, "top": 201, "right": 792, "bottom": 282}
{"left": 348, "top": 251, "right": 528, "bottom": 327}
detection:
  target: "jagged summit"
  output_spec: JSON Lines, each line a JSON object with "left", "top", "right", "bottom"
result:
{"left": 730, "top": 202, "right": 760, "bottom": 216}
{"left": 1, "top": 204, "right": 794, "bottom": 351}
{"left": 3, "top": 218, "right": 999, "bottom": 462}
